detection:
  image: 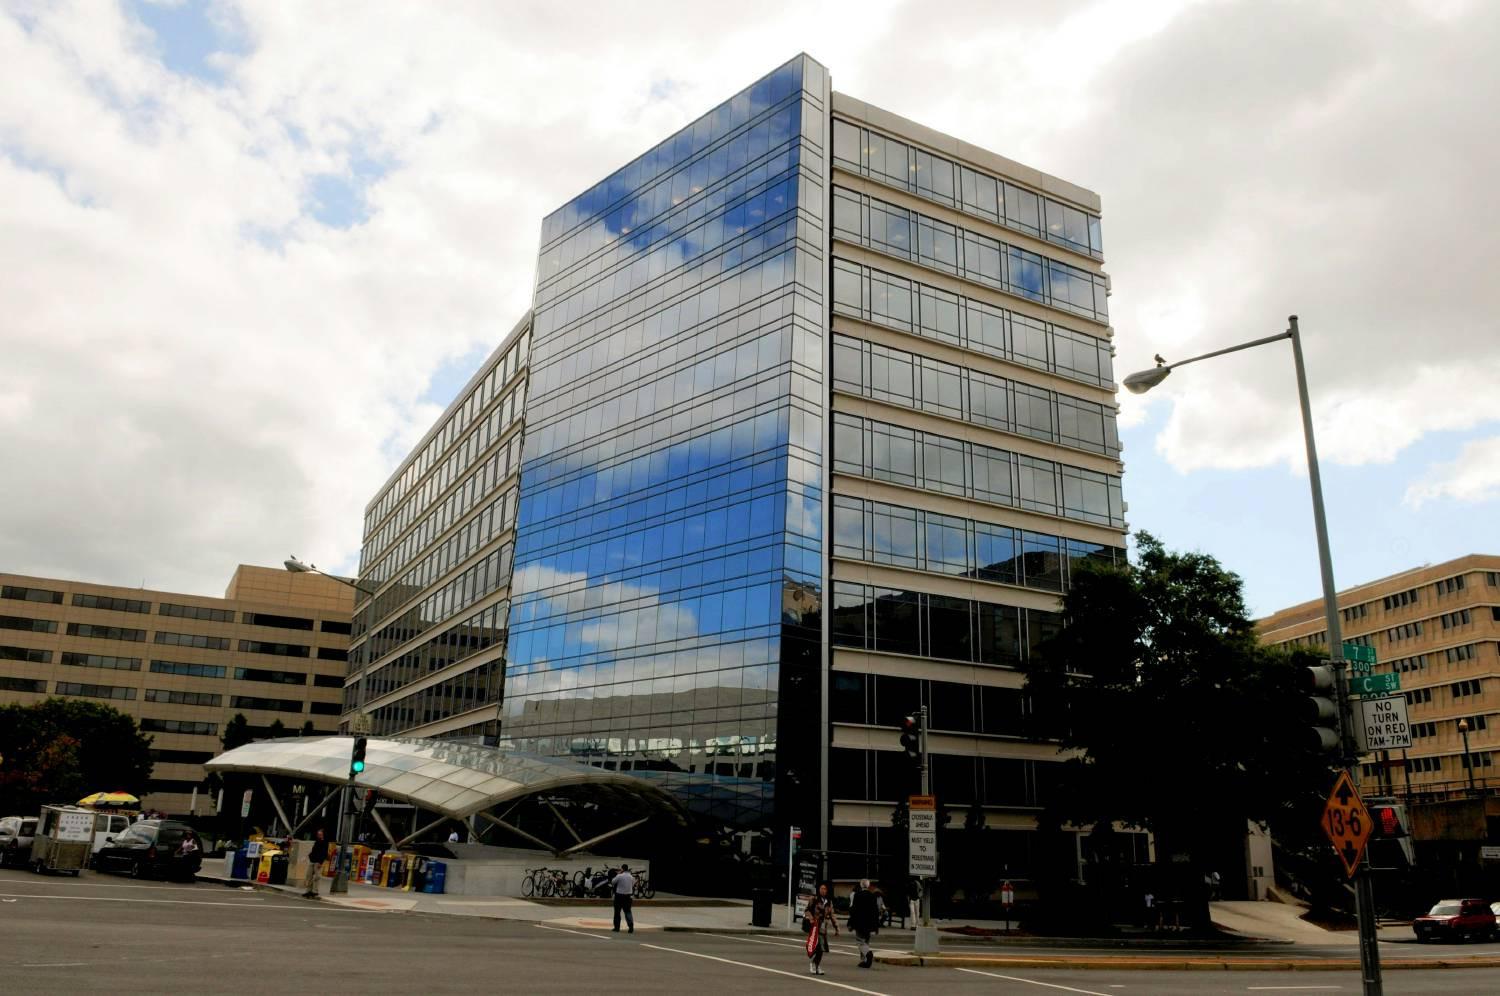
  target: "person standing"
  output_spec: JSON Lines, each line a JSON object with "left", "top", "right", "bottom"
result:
{"left": 847, "top": 879, "right": 880, "bottom": 968}
{"left": 610, "top": 863, "right": 635, "bottom": 933}
{"left": 303, "top": 829, "right": 329, "bottom": 899}
{"left": 803, "top": 882, "right": 839, "bottom": 975}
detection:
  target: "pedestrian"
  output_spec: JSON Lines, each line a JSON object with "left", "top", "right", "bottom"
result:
{"left": 303, "top": 829, "right": 329, "bottom": 899}
{"left": 610, "top": 863, "right": 635, "bottom": 933}
{"left": 176, "top": 829, "right": 199, "bottom": 857}
{"left": 447, "top": 829, "right": 460, "bottom": 843}
{"left": 847, "top": 878, "right": 880, "bottom": 968}
{"left": 906, "top": 877, "right": 920, "bottom": 926}
{"left": 803, "top": 882, "right": 839, "bottom": 975}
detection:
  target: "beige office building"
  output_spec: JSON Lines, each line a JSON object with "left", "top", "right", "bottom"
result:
{"left": 0, "top": 566, "right": 353, "bottom": 815}
{"left": 1258, "top": 554, "right": 1500, "bottom": 798}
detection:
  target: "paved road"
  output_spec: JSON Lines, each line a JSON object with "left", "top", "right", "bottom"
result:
{"left": 2, "top": 868, "right": 1498, "bottom": 994}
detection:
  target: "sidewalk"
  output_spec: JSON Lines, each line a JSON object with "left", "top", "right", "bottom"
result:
{"left": 196, "top": 874, "right": 1500, "bottom": 971}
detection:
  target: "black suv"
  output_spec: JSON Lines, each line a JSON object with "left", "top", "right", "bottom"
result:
{"left": 95, "top": 820, "right": 202, "bottom": 881}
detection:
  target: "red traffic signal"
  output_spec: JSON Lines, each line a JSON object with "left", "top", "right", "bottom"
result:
{"left": 899, "top": 714, "right": 920, "bottom": 760}
{"left": 1369, "top": 803, "right": 1407, "bottom": 838}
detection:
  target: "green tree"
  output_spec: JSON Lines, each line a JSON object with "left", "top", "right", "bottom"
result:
{"left": 267, "top": 719, "right": 286, "bottom": 739}
{"left": 220, "top": 713, "right": 251, "bottom": 752}
{"left": 0, "top": 699, "right": 153, "bottom": 815}
{"left": 1022, "top": 533, "right": 1340, "bottom": 925}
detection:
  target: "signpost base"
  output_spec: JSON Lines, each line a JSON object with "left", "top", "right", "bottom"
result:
{"left": 914, "top": 925, "right": 940, "bottom": 954}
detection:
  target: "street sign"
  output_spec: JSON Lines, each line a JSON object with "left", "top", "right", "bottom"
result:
{"left": 1342, "top": 643, "right": 1376, "bottom": 674}
{"left": 240, "top": 788, "right": 253, "bottom": 818}
{"left": 908, "top": 795, "right": 937, "bottom": 878}
{"left": 351, "top": 712, "right": 373, "bottom": 735}
{"left": 1481, "top": 846, "right": 1500, "bottom": 861}
{"left": 1322, "top": 770, "right": 1372, "bottom": 877}
{"left": 1350, "top": 672, "right": 1399, "bottom": 696}
{"left": 1357, "top": 695, "right": 1412, "bottom": 751}
{"left": 1001, "top": 881, "right": 1014, "bottom": 906}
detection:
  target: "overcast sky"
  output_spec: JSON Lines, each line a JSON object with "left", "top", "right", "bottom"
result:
{"left": 2, "top": 0, "right": 1495, "bottom": 617}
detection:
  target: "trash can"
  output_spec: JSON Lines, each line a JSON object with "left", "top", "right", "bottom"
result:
{"left": 386, "top": 855, "right": 404, "bottom": 888}
{"left": 423, "top": 861, "right": 446, "bottom": 895}
{"left": 269, "top": 854, "right": 288, "bottom": 885}
{"left": 223, "top": 852, "right": 237, "bottom": 878}
{"left": 751, "top": 888, "right": 773, "bottom": 927}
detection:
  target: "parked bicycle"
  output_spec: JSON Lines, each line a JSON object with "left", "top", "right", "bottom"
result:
{"left": 632, "top": 871, "right": 656, "bottom": 900}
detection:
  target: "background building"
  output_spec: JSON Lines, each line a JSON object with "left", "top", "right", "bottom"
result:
{"left": 346, "top": 55, "right": 1124, "bottom": 885}
{"left": 0, "top": 566, "right": 352, "bottom": 814}
{"left": 1258, "top": 554, "right": 1500, "bottom": 798}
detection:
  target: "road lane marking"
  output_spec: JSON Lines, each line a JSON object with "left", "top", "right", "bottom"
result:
{"left": 535, "top": 924, "right": 612, "bottom": 942}
{"left": 0, "top": 891, "right": 328, "bottom": 910}
{"left": 640, "top": 942, "right": 889, "bottom": 994}
{"left": 1245, "top": 988, "right": 1344, "bottom": 991}
{"left": 22, "top": 962, "right": 88, "bottom": 968}
{"left": 955, "top": 968, "right": 1114, "bottom": 996}
{"left": 695, "top": 932, "right": 860, "bottom": 956}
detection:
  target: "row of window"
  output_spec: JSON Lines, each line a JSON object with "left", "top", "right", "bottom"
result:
{"left": 831, "top": 118, "right": 1103, "bottom": 259}
{"left": 145, "top": 688, "right": 221, "bottom": 707}
{"left": 832, "top": 581, "right": 1067, "bottom": 668}
{"left": 1436, "top": 575, "right": 1467, "bottom": 596}
{"left": 1440, "top": 609, "right": 1472, "bottom": 629}
{"left": 833, "top": 334, "right": 1120, "bottom": 458}
{"left": 358, "top": 545, "right": 513, "bottom": 666}
{"left": 1, "top": 615, "right": 55, "bottom": 634}
{"left": 366, "top": 658, "right": 503, "bottom": 737}
{"left": 1387, "top": 622, "right": 1423, "bottom": 643}
{"left": 1342, "top": 604, "right": 1368, "bottom": 622}
{"left": 1453, "top": 678, "right": 1484, "bottom": 698}
{"left": 361, "top": 401, "right": 524, "bottom": 590}
{"left": 833, "top": 187, "right": 1109, "bottom": 324}
{"left": 832, "top": 494, "right": 1125, "bottom": 593}
{"left": 62, "top": 652, "right": 139, "bottom": 671}
{"left": 832, "top": 412, "right": 1125, "bottom": 528}
{"left": 140, "top": 718, "right": 218, "bottom": 736}
{"left": 0, "top": 676, "right": 45, "bottom": 693}
{"left": 2, "top": 585, "right": 62, "bottom": 604}
{"left": 832, "top": 672, "right": 1037, "bottom": 741}
{"left": 830, "top": 748, "right": 1052, "bottom": 810}
{"left": 1383, "top": 588, "right": 1419, "bottom": 611}
{"left": 55, "top": 681, "right": 134, "bottom": 701}
{"left": 364, "top": 600, "right": 507, "bottom": 706}
{"left": 72, "top": 593, "right": 150, "bottom": 613}
{"left": 1, "top": 644, "right": 50, "bottom": 662}
{"left": 832, "top": 259, "right": 1113, "bottom": 389}
{"left": 360, "top": 486, "right": 517, "bottom": 638}
{"left": 364, "top": 328, "right": 529, "bottom": 546}
{"left": 158, "top": 602, "right": 234, "bottom": 623}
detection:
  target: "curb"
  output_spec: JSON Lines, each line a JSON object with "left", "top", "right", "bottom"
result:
{"left": 875, "top": 953, "right": 1500, "bottom": 971}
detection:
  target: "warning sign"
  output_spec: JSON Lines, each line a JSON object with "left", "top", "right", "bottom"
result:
{"left": 1357, "top": 695, "right": 1412, "bottom": 751}
{"left": 1321, "top": 770, "right": 1372, "bottom": 877}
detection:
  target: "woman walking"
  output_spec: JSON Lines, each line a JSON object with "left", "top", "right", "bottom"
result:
{"left": 803, "top": 882, "right": 839, "bottom": 975}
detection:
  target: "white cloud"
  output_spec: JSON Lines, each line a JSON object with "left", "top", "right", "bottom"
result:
{"left": 1404, "top": 436, "right": 1500, "bottom": 508}
{"left": 2, "top": 0, "right": 1495, "bottom": 596}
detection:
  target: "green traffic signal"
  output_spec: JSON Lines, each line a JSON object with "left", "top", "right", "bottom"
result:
{"left": 350, "top": 736, "right": 368, "bottom": 776}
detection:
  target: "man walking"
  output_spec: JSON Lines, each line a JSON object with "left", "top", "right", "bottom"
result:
{"left": 303, "top": 829, "right": 329, "bottom": 898}
{"left": 847, "top": 879, "right": 880, "bottom": 968}
{"left": 610, "top": 864, "right": 635, "bottom": 933}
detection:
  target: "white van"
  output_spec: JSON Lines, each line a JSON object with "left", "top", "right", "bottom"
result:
{"left": 89, "top": 812, "right": 133, "bottom": 865}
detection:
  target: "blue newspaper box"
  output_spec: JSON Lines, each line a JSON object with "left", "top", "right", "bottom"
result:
{"left": 423, "top": 861, "right": 446, "bottom": 894}
{"left": 230, "top": 848, "right": 251, "bottom": 880}
{"left": 386, "top": 855, "right": 404, "bottom": 887}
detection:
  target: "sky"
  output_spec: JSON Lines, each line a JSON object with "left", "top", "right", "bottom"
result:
{"left": 1, "top": 0, "right": 1495, "bottom": 617}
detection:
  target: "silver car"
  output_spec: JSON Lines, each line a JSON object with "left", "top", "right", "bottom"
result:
{"left": 0, "top": 815, "right": 38, "bottom": 868}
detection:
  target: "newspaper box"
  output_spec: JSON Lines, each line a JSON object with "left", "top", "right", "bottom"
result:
{"left": 31, "top": 805, "right": 94, "bottom": 875}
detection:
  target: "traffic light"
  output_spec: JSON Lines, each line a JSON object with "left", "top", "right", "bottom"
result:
{"left": 1366, "top": 799, "right": 1415, "bottom": 867}
{"left": 1302, "top": 665, "right": 1342, "bottom": 753}
{"left": 350, "top": 736, "right": 368, "bottom": 777}
{"left": 899, "top": 713, "right": 920, "bottom": 760}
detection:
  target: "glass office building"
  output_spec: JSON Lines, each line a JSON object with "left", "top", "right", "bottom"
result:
{"left": 349, "top": 55, "right": 1125, "bottom": 870}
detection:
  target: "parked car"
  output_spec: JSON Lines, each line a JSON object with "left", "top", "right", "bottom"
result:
{"left": 1413, "top": 899, "right": 1496, "bottom": 942}
{"left": 94, "top": 820, "right": 202, "bottom": 881}
{"left": 87, "top": 812, "right": 133, "bottom": 867}
{"left": 0, "top": 816, "right": 38, "bottom": 868}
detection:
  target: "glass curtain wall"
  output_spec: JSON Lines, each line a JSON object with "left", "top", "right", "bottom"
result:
{"left": 504, "top": 56, "right": 830, "bottom": 833}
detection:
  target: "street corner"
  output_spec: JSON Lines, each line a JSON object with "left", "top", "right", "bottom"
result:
{"left": 545, "top": 915, "right": 662, "bottom": 932}
{"left": 323, "top": 895, "right": 420, "bottom": 912}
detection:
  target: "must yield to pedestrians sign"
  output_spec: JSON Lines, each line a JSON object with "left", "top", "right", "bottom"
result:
{"left": 1321, "top": 770, "right": 1372, "bottom": 878}
{"left": 908, "top": 795, "right": 937, "bottom": 878}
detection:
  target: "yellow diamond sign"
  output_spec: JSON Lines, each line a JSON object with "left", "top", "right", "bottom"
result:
{"left": 1321, "top": 770, "right": 1372, "bottom": 877}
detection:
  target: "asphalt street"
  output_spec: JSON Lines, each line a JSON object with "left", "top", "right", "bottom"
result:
{"left": 2, "top": 868, "right": 1498, "bottom": 994}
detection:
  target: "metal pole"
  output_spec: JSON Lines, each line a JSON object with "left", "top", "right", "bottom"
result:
{"left": 914, "top": 705, "right": 939, "bottom": 953}
{"left": 330, "top": 779, "right": 351, "bottom": 894}
{"left": 1461, "top": 723, "right": 1476, "bottom": 792}
{"left": 1289, "top": 316, "right": 1381, "bottom": 996}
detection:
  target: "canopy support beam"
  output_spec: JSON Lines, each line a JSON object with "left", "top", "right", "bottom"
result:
{"left": 395, "top": 814, "right": 453, "bottom": 849}
{"left": 559, "top": 815, "right": 650, "bottom": 858}
{"left": 261, "top": 775, "right": 292, "bottom": 834}
{"left": 478, "top": 811, "right": 559, "bottom": 855}
{"left": 546, "top": 801, "right": 584, "bottom": 845}
{"left": 289, "top": 783, "right": 343, "bottom": 837}
{"left": 370, "top": 807, "right": 398, "bottom": 847}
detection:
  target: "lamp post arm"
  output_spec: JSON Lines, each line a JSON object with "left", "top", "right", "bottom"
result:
{"left": 1159, "top": 330, "right": 1292, "bottom": 375}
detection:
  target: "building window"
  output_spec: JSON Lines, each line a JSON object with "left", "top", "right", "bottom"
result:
{"left": 158, "top": 602, "right": 234, "bottom": 623}
{"left": 1, "top": 585, "right": 63, "bottom": 604}
{"left": 145, "top": 689, "right": 222, "bottom": 707}
{"left": 242, "top": 612, "right": 315, "bottom": 632}
{"left": 150, "top": 659, "right": 226, "bottom": 679}
{"left": 1, "top": 645, "right": 52, "bottom": 663}
{"left": 55, "top": 681, "right": 136, "bottom": 701}
{"left": 60, "top": 652, "right": 140, "bottom": 671}
{"left": 67, "top": 623, "right": 146, "bottom": 642}
{"left": 140, "top": 718, "right": 218, "bottom": 736}
{"left": 154, "top": 631, "right": 229, "bottom": 650}
{"left": 72, "top": 593, "right": 151, "bottom": 614}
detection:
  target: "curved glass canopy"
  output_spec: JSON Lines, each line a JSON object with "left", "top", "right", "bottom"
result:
{"left": 205, "top": 736, "right": 684, "bottom": 822}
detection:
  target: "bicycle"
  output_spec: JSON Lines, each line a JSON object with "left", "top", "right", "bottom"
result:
{"left": 521, "top": 865, "right": 549, "bottom": 898}
{"left": 632, "top": 872, "right": 656, "bottom": 900}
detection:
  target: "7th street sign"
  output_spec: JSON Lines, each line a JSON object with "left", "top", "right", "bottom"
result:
{"left": 1322, "top": 770, "right": 1372, "bottom": 877}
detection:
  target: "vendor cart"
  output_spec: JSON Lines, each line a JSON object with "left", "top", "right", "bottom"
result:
{"left": 31, "top": 805, "right": 94, "bottom": 875}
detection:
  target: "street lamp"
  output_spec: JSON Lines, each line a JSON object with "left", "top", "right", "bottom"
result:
{"left": 284, "top": 556, "right": 378, "bottom": 896}
{"left": 1124, "top": 315, "right": 1383, "bottom": 996}
{"left": 1458, "top": 718, "right": 1476, "bottom": 793}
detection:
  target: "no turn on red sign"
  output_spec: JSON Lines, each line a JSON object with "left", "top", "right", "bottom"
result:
{"left": 1322, "top": 770, "right": 1372, "bottom": 877}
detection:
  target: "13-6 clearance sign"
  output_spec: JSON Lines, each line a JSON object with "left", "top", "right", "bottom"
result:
{"left": 1321, "top": 770, "right": 1372, "bottom": 877}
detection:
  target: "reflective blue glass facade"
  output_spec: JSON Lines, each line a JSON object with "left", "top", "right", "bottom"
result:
{"left": 502, "top": 56, "right": 831, "bottom": 832}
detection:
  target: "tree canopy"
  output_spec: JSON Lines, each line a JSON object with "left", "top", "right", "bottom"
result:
{"left": 0, "top": 698, "right": 154, "bottom": 815}
{"left": 1023, "top": 532, "right": 1340, "bottom": 866}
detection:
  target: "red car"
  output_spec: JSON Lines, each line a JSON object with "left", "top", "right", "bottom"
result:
{"left": 1413, "top": 899, "right": 1496, "bottom": 942}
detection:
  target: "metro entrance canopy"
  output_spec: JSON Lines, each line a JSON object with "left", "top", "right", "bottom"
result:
{"left": 206, "top": 736, "right": 686, "bottom": 855}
